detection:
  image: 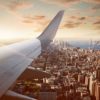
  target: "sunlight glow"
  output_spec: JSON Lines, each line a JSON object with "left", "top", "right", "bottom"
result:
{"left": 0, "top": 29, "right": 18, "bottom": 40}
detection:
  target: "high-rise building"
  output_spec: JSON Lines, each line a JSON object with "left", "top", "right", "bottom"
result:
{"left": 85, "top": 76, "right": 90, "bottom": 88}
{"left": 96, "top": 67, "right": 100, "bottom": 81}
{"left": 78, "top": 74, "right": 85, "bottom": 84}
{"left": 95, "top": 82, "right": 100, "bottom": 100}
{"left": 89, "top": 75, "right": 96, "bottom": 96}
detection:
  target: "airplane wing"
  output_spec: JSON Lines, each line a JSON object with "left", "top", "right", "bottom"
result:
{"left": 0, "top": 10, "right": 64, "bottom": 97}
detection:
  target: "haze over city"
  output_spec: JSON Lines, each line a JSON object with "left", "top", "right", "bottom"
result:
{"left": 0, "top": 0, "right": 100, "bottom": 42}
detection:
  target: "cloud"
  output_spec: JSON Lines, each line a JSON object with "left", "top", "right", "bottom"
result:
{"left": 31, "top": 15, "right": 45, "bottom": 20}
{"left": 22, "top": 15, "right": 50, "bottom": 32}
{"left": 78, "top": 17, "right": 86, "bottom": 20}
{"left": 96, "top": 25, "right": 100, "bottom": 28}
{"left": 93, "top": 20, "right": 100, "bottom": 30}
{"left": 94, "top": 21, "right": 100, "bottom": 24}
{"left": 22, "top": 20, "right": 33, "bottom": 24}
{"left": 41, "top": 0, "right": 80, "bottom": 6}
{"left": 70, "top": 16, "right": 78, "bottom": 19}
{"left": 0, "top": 0, "right": 34, "bottom": 22}
{"left": 61, "top": 15, "right": 87, "bottom": 29}
{"left": 41, "top": 0, "right": 100, "bottom": 7}
{"left": 62, "top": 21, "right": 81, "bottom": 28}
{"left": 92, "top": 5, "right": 100, "bottom": 10}
{"left": 0, "top": 2, "right": 23, "bottom": 20}
{"left": 7, "top": 0, "right": 32, "bottom": 11}
{"left": 33, "top": 19, "right": 50, "bottom": 32}
{"left": 70, "top": 16, "right": 87, "bottom": 20}
{"left": 94, "top": 25, "right": 100, "bottom": 30}
{"left": 23, "top": 15, "right": 46, "bottom": 23}
{"left": 83, "top": 0, "right": 100, "bottom": 4}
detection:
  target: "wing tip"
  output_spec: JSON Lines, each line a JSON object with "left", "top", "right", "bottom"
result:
{"left": 58, "top": 10, "right": 64, "bottom": 15}
{"left": 38, "top": 10, "right": 64, "bottom": 49}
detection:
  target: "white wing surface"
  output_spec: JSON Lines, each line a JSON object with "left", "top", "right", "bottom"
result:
{"left": 0, "top": 10, "right": 64, "bottom": 97}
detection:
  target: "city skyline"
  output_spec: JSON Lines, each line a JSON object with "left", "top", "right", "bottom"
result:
{"left": 0, "top": 0, "right": 100, "bottom": 41}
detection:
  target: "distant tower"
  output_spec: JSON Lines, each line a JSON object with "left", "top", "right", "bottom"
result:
{"left": 96, "top": 67, "right": 100, "bottom": 81}
{"left": 89, "top": 40, "right": 92, "bottom": 50}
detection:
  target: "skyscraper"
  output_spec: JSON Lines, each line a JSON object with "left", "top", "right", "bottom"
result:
{"left": 95, "top": 82, "right": 100, "bottom": 100}
{"left": 96, "top": 67, "right": 100, "bottom": 81}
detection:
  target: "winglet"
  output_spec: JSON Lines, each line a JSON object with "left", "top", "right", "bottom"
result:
{"left": 38, "top": 10, "right": 64, "bottom": 49}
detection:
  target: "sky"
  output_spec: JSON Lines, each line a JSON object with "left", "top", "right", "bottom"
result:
{"left": 0, "top": 0, "right": 100, "bottom": 41}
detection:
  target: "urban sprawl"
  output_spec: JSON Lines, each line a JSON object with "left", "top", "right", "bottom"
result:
{"left": 12, "top": 40, "right": 100, "bottom": 100}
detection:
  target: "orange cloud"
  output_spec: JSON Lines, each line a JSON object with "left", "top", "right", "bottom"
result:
{"left": 23, "top": 15, "right": 46, "bottom": 24}
{"left": 92, "top": 5, "right": 100, "bottom": 10}
{"left": 33, "top": 16, "right": 45, "bottom": 20}
{"left": 22, "top": 20, "right": 33, "bottom": 24}
{"left": 70, "top": 16, "right": 78, "bottom": 19}
{"left": 78, "top": 17, "right": 86, "bottom": 20}
{"left": 7, "top": 0, "right": 32, "bottom": 11}
{"left": 62, "top": 21, "right": 81, "bottom": 28}
{"left": 33, "top": 19, "right": 50, "bottom": 32}
{"left": 41, "top": 0, "right": 80, "bottom": 7}
{"left": 70, "top": 16, "right": 87, "bottom": 20}
{"left": 83, "top": 0, "right": 100, "bottom": 4}
{"left": 92, "top": 20, "right": 100, "bottom": 31}
{"left": 94, "top": 25, "right": 100, "bottom": 31}
{"left": 94, "top": 21, "right": 100, "bottom": 24}
{"left": 22, "top": 15, "right": 50, "bottom": 32}
{"left": 41, "top": 0, "right": 100, "bottom": 7}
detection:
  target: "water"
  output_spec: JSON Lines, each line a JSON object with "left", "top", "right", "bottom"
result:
{"left": 68, "top": 40, "right": 100, "bottom": 49}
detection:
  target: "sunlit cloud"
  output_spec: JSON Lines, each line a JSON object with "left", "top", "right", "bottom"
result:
{"left": 60, "top": 15, "right": 88, "bottom": 29}
{"left": 41, "top": 0, "right": 80, "bottom": 7}
{"left": 22, "top": 20, "right": 33, "bottom": 24}
{"left": 0, "top": 0, "right": 99, "bottom": 41}
{"left": 62, "top": 21, "right": 81, "bottom": 28}
{"left": 83, "top": 0, "right": 100, "bottom": 4}
{"left": 95, "top": 26, "right": 100, "bottom": 30}
{"left": 70, "top": 16, "right": 87, "bottom": 21}
{"left": 78, "top": 17, "right": 86, "bottom": 20}
{"left": 33, "top": 19, "right": 50, "bottom": 32}
{"left": 0, "top": 0, "right": 34, "bottom": 26}
{"left": 92, "top": 4, "right": 100, "bottom": 10}
{"left": 22, "top": 15, "right": 50, "bottom": 32}
{"left": 32, "top": 16, "right": 45, "bottom": 20}
{"left": 41, "top": 0, "right": 100, "bottom": 7}
{"left": 70, "top": 16, "right": 78, "bottom": 19}
{"left": 7, "top": 0, "right": 33, "bottom": 11}
{"left": 86, "top": 4, "right": 100, "bottom": 15}
{"left": 94, "top": 21, "right": 100, "bottom": 24}
{"left": 22, "top": 15, "right": 46, "bottom": 24}
{"left": 93, "top": 20, "right": 100, "bottom": 30}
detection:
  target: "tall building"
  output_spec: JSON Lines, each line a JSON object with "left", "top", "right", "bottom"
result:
{"left": 85, "top": 76, "right": 90, "bottom": 88}
{"left": 78, "top": 74, "right": 85, "bottom": 84}
{"left": 96, "top": 67, "right": 100, "bottom": 81}
{"left": 89, "top": 75, "right": 96, "bottom": 96}
{"left": 95, "top": 82, "right": 100, "bottom": 100}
